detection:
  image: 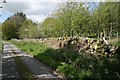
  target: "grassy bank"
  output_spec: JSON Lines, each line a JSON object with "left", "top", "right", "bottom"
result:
{"left": 10, "top": 39, "right": 120, "bottom": 79}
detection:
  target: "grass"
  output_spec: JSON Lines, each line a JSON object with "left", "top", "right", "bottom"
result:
{"left": 14, "top": 56, "right": 35, "bottom": 80}
{"left": 10, "top": 39, "right": 120, "bottom": 79}
{"left": 110, "top": 38, "right": 120, "bottom": 47}
{"left": 10, "top": 40, "right": 60, "bottom": 69}
{"left": 10, "top": 40, "right": 48, "bottom": 55}
{"left": 111, "top": 41, "right": 120, "bottom": 47}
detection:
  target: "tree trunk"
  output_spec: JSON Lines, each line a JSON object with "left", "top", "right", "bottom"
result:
{"left": 97, "top": 30, "right": 100, "bottom": 40}
{"left": 103, "top": 30, "right": 106, "bottom": 38}
{"left": 109, "top": 26, "right": 112, "bottom": 43}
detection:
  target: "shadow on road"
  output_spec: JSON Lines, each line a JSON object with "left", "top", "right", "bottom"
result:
{"left": 2, "top": 42, "right": 63, "bottom": 80}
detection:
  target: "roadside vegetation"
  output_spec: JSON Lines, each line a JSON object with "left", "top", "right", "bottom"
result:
{"left": 10, "top": 39, "right": 120, "bottom": 79}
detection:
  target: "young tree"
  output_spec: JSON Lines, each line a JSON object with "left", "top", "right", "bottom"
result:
{"left": 53, "top": 1, "right": 91, "bottom": 37}
{"left": 92, "top": 2, "right": 119, "bottom": 40}
{"left": 19, "top": 19, "right": 38, "bottom": 39}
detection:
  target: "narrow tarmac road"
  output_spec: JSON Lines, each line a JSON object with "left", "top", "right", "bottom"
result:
{"left": 2, "top": 42, "right": 63, "bottom": 80}
{"left": 2, "top": 42, "right": 20, "bottom": 79}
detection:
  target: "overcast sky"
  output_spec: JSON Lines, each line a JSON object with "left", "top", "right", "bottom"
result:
{"left": 0, "top": 0, "right": 60, "bottom": 23}
{"left": 0, "top": 0, "right": 119, "bottom": 23}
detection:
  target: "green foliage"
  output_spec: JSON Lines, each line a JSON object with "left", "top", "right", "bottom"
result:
{"left": 2, "top": 12, "right": 40, "bottom": 39}
{"left": 92, "top": 2, "right": 119, "bottom": 38}
{"left": 55, "top": 2, "right": 91, "bottom": 37}
{"left": 57, "top": 63, "right": 78, "bottom": 79}
{"left": 40, "top": 17, "right": 58, "bottom": 37}
{"left": 2, "top": 21, "right": 18, "bottom": 40}
{"left": 19, "top": 19, "right": 39, "bottom": 39}
{"left": 111, "top": 41, "right": 120, "bottom": 47}
{"left": 10, "top": 40, "right": 120, "bottom": 79}
{"left": 38, "top": 2, "right": 92, "bottom": 37}
{"left": 37, "top": 1, "right": 119, "bottom": 38}
{"left": 2, "top": 12, "right": 26, "bottom": 40}
{"left": 2, "top": 2, "right": 120, "bottom": 39}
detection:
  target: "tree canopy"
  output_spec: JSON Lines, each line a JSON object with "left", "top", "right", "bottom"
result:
{"left": 2, "top": 12, "right": 26, "bottom": 40}
{"left": 2, "top": 1, "right": 120, "bottom": 40}
{"left": 38, "top": 1, "right": 119, "bottom": 39}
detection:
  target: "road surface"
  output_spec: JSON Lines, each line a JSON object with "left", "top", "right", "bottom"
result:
{"left": 2, "top": 42, "right": 63, "bottom": 80}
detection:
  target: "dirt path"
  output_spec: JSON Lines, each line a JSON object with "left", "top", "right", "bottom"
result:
{"left": 2, "top": 42, "right": 62, "bottom": 80}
